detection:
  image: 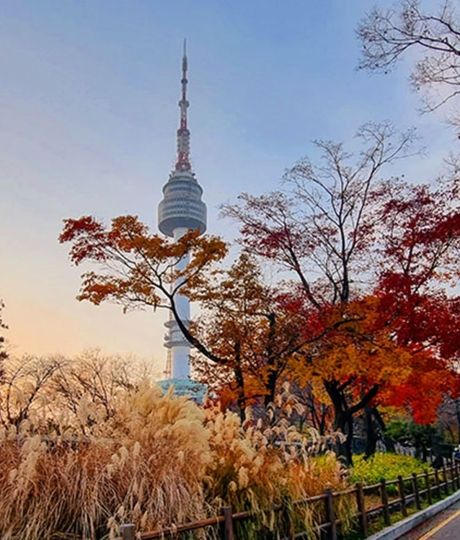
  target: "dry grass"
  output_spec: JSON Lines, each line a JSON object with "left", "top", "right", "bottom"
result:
{"left": 0, "top": 355, "right": 351, "bottom": 539}
{"left": 203, "top": 388, "right": 351, "bottom": 537}
{"left": 0, "top": 365, "right": 212, "bottom": 539}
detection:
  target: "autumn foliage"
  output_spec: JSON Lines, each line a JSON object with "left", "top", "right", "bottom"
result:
{"left": 60, "top": 215, "right": 227, "bottom": 311}
{"left": 3, "top": 4, "right": 460, "bottom": 539}
{"left": 60, "top": 124, "right": 460, "bottom": 466}
{"left": 222, "top": 127, "right": 460, "bottom": 461}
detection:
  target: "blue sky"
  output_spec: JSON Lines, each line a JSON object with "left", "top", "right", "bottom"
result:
{"left": 0, "top": 1, "right": 455, "bottom": 368}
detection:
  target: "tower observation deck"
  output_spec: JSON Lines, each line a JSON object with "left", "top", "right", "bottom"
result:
{"left": 158, "top": 42, "right": 207, "bottom": 389}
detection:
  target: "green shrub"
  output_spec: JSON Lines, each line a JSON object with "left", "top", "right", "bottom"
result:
{"left": 351, "top": 453, "right": 431, "bottom": 485}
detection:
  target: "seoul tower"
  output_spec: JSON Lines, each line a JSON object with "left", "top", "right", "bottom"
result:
{"left": 158, "top": 41, "right": 207, "bottom": 395}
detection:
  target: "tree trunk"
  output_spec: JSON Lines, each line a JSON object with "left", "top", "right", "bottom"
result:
{"left": 364, "top": 406, "right": 378, "bottom": 458}
{"left": 372, "top": 407, "right": 395, "bottom": 453}
{"left": 233, "top": 362, "right": 246, "bottom": 423}
{"left": 325, "top": 380, "right": 379, "bottom": 466}
{"left": 456, "top": 398, "right": 460, "bottom": 444}
{"left": 325, "top": 381, "right": 354, "bottom": 465}
{"left": 264, "top": 313, "right": 278, "bottom": 408}
{"left": 335, "top": 409, "right": 354, "bottom": 466}
{"left": 264, "top": 368, "right": 278, "bottom": 408}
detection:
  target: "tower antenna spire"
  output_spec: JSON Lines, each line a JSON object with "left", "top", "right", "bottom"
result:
{"left": 176, "top": 38, "right": 190, "bottom": 171}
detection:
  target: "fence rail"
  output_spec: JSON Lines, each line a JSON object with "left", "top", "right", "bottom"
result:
{"left": 119, "top": 461, "right": 460, "bottom": 540}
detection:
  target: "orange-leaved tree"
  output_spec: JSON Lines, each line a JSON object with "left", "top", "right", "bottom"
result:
{"left": 60, "top": 216, "right": 353, "bottom": 419}
{"left": 224, "top": 124, "right": 460, "bottom": 463}
{"left": 60, "top": 215, "right": 229, "bottom": 362}
{"left": 224, "top": 123, "right": 418, "bottom": 463}
{"left": 187, "top": 252, "right": 356, "bottom": 415}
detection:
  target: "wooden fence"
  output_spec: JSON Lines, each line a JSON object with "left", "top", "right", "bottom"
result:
{"left": 119, "top": 461, "right": 460, "bottom": 540}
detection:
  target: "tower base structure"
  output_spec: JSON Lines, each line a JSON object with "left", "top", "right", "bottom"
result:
{"left": 157, "top": 378, "right": 208, "bottom": 403}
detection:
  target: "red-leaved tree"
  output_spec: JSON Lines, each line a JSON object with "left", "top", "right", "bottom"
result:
{"left": 223, "top": 124, "right": 460, "bottom": 463}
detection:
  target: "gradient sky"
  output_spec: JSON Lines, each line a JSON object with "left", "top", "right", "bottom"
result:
{"left": 0, "top": 1, "right": 456, "bottom": 372}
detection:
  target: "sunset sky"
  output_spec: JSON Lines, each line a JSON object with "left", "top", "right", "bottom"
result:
{"left": 0, "top": 0, "right": 455, "bottom": 373}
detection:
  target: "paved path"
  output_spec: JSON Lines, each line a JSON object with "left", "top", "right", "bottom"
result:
{"left": 399, "top": 501, "right": 460, "bottom": 540}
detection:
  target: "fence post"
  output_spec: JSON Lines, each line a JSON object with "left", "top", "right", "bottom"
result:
{"left": 425, "top": 471, "right": 432, "bottom": 505}
{"left": 221, "top": 506, "right": 235, "bottom": 540}
{"left": 442, "top": 464, "right": 449, "bottom": 495}
{"left": 434, "top": 469, "right": 441, "bottom": 499}
{"left": 380, "top": 480, "right": 391, "bottom": 526}
{"left": 412, "top": 473, "right": 421, "bottom": 510}
{"left": 282, "top": 505, "right": 295, "bottom": 540}
{"left": 120, "top": 524, "right": 135, "bottom": 540}
{"left": 456, "top": 461, "right": 460, "bottom": 490}
{"left": 324, "top": 489, "right": 337, "bottom": 540}
{"left": 355, "top": 483, "right": 368, "bottom": 538}
{"left": 397, "top": 476, "right": 407, "bottom": 517}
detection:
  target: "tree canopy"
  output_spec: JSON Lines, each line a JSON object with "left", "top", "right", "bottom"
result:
{"left": 358, "top": 0, "right": 460, "bottom": 126}
{"left": 61, "top": 124, "right": 460, "bottom": 464}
